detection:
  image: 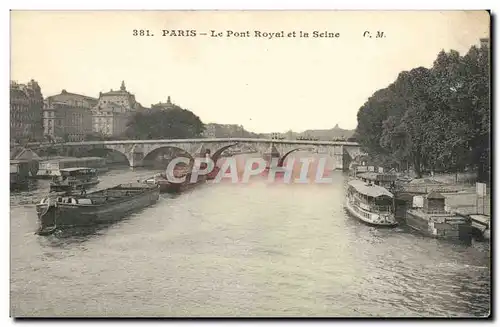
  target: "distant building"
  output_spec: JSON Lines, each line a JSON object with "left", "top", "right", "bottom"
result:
{"left": 43, "top": 90, "right": 97, "bottom": 141}
{"left": 92, "top": 101, "right": 130, "bottom": 137}
{"left": 97, "top": 81, "right": 144, "bottom": 111}
{"left": 92, "top": 81, "right": 144, "bottom": 136}
{"left": 202, "top": 123, "right": 248, "bottom": 138}
{"left": 151, "top": 96, "right": 176, "bottom": 110}
{"left": 202, "top": 124, "right": 216, "bottom": 138}
{"left": 10, "top": 80, "right": 44, "bottom": 141}
{"left": 93, "top": 81, "right": 143, "bottom": 136}
{"left": 480, "top": 37, "right": 489, "bottom": 48}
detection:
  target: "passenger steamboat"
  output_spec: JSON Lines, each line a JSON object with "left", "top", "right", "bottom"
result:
{"left": 344, "top": 179, "right": 397, "bottom": 226}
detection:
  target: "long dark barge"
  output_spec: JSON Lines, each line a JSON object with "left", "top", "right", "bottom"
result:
{"left": 36, "top": 183, "right": 160, "bottom": 235}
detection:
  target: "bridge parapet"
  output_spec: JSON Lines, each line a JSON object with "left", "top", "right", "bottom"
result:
{"left": 25, "top": 138, "right": 360, "bottom": 169}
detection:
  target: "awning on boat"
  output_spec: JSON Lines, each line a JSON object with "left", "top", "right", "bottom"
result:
{"left": 348, "top": 179, "right": 394, "bottom": 198}
{"left": 471, "top": 221, "right": 487, "bottom": 233}
{"left": 356, "top": 172, "right": 397, "bottom": 182}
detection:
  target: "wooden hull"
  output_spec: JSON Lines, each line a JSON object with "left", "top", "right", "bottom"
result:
{"left": 405, "top": 210, "right": 472, "bottom": 243}
{"left": 36, "top": 184, "right": 160, "bottom": 233}
{"left": 145, "top": 174, "right": 206, "bottom": 193}
{"left": 344, "top": 198, "right": 397, "bottom": 227}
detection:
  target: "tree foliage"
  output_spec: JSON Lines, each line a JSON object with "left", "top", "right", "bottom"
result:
{"left": 355, "top": 43, "right": 490, "bottom": 181}
{"left": 125, "top": 105, "right": 205, "bottom": 140}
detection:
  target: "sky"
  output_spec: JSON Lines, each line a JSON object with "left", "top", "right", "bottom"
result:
{"left": 10, "top": 10, "right": 489, "bottom": 133}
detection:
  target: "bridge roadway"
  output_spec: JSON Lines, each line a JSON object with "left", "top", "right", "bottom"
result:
{"left": 20, "top": 138, "right": 363, "bottom": 170}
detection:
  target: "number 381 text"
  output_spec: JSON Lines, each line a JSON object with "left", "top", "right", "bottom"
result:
{"left": 132, "top": 30, "right": 153, "bottom": 36}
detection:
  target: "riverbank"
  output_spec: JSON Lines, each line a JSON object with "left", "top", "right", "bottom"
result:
{"left": 401, "top": 172, "right": 490, "bottom": 216}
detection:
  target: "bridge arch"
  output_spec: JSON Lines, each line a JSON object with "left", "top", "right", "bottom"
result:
{"left": 211, "top": 143, "right": 239, "bottom": 163}
{"left": 82, "top": 147, "right": 131, "bottom": 166}
{"left": 277, "top": 148, "right": 313, "bottom": 167}
{"left": 27, "top": 139, "right": 361, "bottom": 169}
{"left": 143, "top": 146, "right": 195, "bottom": 163}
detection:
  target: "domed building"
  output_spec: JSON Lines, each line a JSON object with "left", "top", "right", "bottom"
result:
{"left": 92, "top": 81, "right": 145, "bottom": 136}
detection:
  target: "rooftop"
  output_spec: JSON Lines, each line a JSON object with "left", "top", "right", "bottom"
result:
{"left": 427, "top": 191, "right": 445, "bottom": 199}
{"left": 348, "top": 179, "right": 394, "bottom": 198}
{"left": 357, "top": 172, "right": 397, "bottom": 182}
{"left": 48, "top": 90, "right": 98, "bottom": 102}
{"left": 60, "top": 167, "right": 97, "bottom": 172}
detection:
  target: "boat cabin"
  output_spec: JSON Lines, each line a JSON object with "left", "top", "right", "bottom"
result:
{"left": 52, "top": 167, "right": 98, "bottom": 184}
{"left": 347, "top": 179, "right": 395, "bottom": 214}
{"left": 356, "top": 172, "right": 397, "bottom": 190}
{"left": 11, "top": 160, "right": 31, "bottom": 176}
{"left": 38, "top": 157, "right": 106, "bottom": 177}
{"left": 10, "top": 159, "right": 31, "bottom": 186}
{"left": 423, "top": 192, "right": 446, "bottom": 214}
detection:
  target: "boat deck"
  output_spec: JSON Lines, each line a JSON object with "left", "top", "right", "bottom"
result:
{"left": 470, "top": 214, "right": 490, "bottom": 226}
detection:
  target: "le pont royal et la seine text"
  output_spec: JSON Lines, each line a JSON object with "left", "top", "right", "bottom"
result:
{"left": 132, "top": 29, "right": 386, "bottom": 39}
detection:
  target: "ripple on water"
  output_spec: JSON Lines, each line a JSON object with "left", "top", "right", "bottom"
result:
{"left": 10, "top": 167, "right": 491, "bottom": 317}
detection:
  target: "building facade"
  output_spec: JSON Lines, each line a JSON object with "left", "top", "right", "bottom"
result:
{"left": 10, "top": 80, "right": 44, "bottom": 142}
{"left": 92, "top": 81, "right": 142, "bottom": 136}
{"left": 97, "top": 81, "right": 144, "bottom": 111}
{"left": 43, "top": 90, "right": 97, "bottom": 141}
{"left": 202, "top": 123, "right": 250, "bottom": 138}
{"left": 202, "top": 123, "right": 216, "bottom": 138}
{"left": 92, "top": 102, "right": 130, "bottom": 137}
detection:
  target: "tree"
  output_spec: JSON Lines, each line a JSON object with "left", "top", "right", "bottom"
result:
{"left": 355, "top": 43, "right": 490, "bottom": 181}
{"left": 125, "top": 105, "right": 205, "bottom": 140}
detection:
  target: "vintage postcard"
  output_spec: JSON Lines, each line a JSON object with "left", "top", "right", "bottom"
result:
{"left": 9, "top": 10, "right": 491, "bottom": 318}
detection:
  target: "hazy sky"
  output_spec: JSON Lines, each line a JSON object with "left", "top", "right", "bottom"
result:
{"left": 10, "top": 11, "right": 489, "bottom": 133}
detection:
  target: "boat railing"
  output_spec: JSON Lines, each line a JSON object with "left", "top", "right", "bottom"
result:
{"left": 350, "top": 198, "right": 392, "bottom": 214}
{"left": 425, "top": 209, "right": 448, "bottom": 215}
{"left": 373, "top": 205, "right": 392, "bottom": 213}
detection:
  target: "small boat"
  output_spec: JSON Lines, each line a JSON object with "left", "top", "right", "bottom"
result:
{"left": 344, "top": 179, "right": 397, "bottom": 226}
{"left": 144, "top": 170, "right": 206, "bottom": 193}
{"left": 35, "top": 183, "right": 160, "bottom": 234}
{"left": 144, "top": 163, "right": 207, "bottom": 193}
{"left": 37, "top": 157, "right": 108, "bottom": 179}
{"left": 49, "top": 167, "right": 100, "bottom": 192}
{"left": 468, "top": 214, "right": 490, "bottom": 241}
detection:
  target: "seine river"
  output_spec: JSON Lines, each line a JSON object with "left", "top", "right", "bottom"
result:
{"left": 10, "top": 158, "right": 490, "bottom": 317}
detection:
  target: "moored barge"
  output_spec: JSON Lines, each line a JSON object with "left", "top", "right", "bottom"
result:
{"left": 36, "top": 183, "right": 160, "bottom": 235}
{"left": 404, "top": 192, "right": 472, "bottom": 243}
{"left": 144, "top": 166, "right": 207, "bottom": 193}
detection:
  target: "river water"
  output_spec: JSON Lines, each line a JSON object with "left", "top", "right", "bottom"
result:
{"left": 10, "top": 159, "right": 491, "bottom": 317}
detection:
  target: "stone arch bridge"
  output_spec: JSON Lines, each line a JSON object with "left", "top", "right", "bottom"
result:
{"left": 23, "top": 138, "right": 363, "bottom": 171}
